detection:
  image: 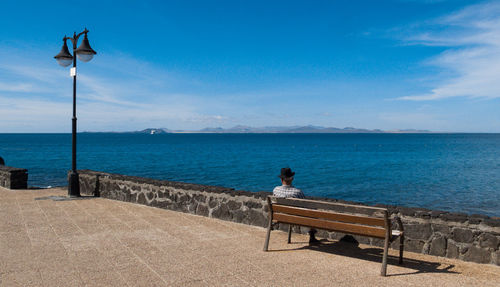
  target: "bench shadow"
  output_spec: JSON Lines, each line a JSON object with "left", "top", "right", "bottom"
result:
{"left": 34, "top": 195, "right": 96, "bottom": 201}
{"left": 268, "top": 239, "right": 458, "bottom": 277}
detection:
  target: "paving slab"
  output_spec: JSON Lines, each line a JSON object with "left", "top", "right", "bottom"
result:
{"left": 1, "top": 187, "right": 499, "bottom": 286}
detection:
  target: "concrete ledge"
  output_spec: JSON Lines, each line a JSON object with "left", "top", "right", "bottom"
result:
{"left": 78, "top": 169, "right": 500, "bottom": 266}
{"left": 0, "top": 166, "right": 28, "bottom": 189}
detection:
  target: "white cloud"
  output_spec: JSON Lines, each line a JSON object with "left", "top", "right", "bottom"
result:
{"left": 0, "top": 45, "right": 235, "bottom": 132}
{"left": 398, "top": 1, "right": 500, "bottom": 101}
{"left": 378, "top": 112, "right": 443, "bottom": 128}
{"left": 0, "top": 82, "right": 36, "bottom": 93}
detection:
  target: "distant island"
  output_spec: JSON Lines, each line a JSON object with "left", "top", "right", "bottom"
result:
{"left": 84, "top": 125, "right": 431, "bottom": 134}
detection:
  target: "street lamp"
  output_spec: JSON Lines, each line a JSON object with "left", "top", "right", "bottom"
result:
{"left": 54, "top": 28, "right": 96, "bottom": 197}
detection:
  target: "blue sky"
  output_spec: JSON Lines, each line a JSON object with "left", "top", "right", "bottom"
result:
{"left": 1, "top": 0, "right": 499, "bottom": 132}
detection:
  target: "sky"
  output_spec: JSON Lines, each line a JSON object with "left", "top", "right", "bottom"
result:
{"left": 0, "top": 0, "right": 499, "bottom": 132}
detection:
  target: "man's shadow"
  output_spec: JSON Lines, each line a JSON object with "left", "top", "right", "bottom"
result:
{"left": 268, "top": 236, "right": 458, "bottom": 277}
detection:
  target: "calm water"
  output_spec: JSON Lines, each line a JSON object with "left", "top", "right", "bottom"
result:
{"left": 1, "top": 133, "right": 499, "bottom": 216}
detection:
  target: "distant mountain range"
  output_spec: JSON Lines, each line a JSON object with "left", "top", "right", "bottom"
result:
{"left": 114, "top": 126, "right": 431, "bottom": 134}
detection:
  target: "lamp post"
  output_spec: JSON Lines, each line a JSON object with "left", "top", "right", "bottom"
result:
{"left": 54, "top": 28, "right": 96, "bottom": 197}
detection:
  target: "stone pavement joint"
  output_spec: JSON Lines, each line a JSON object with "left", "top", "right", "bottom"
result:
{"left": 1, "top": 187, "right": 499, "bottom": 287}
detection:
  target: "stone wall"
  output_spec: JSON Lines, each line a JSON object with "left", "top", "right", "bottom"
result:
{"left": 0, "top": 166, "right": 28, "bottom": 189}
{"left": 78, "top": 169, "right": 500, "bottom": 266}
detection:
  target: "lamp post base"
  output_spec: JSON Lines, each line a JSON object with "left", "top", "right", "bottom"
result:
{"left": 68, "top": 172, "right": 80, "bottom": 197}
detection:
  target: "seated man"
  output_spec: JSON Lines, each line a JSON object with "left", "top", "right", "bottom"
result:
{"left": 273, "top": 167, "right": 319, "bottom": 244}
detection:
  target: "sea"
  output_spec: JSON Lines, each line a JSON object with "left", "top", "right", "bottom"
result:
{"left": 1, "top": 133, "right": 499, "bottom": 217}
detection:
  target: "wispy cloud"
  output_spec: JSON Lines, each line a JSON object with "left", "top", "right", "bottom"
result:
{"left": 0, "top": 82, "right": 37, "bottom": 93}
{"left": 398, "top": 1, "right": 500, "bottom": 101}
{"left": 0, "top": 45, "right": 236, "bottom": 132}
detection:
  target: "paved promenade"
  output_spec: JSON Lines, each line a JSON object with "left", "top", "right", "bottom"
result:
{"left": 1, "top": 187, "right": 499, "bottom": 286}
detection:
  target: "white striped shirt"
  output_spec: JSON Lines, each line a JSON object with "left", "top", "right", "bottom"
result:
{"left": 272, "top": 185, "right": 305, "bottom": 199}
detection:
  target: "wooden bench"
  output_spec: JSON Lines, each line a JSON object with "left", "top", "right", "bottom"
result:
{"left": 263, "top": 196, "right": 404, "bottom": 276}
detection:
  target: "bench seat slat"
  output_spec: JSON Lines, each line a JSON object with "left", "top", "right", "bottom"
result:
{"left": 272, "top": 197, "right": 386, "bottom": 217}
{"left": 273, "top": 213, "right": 387, "bottom": 239}
{"left": 272, "top": 204, "right": 386, "bottom": 227}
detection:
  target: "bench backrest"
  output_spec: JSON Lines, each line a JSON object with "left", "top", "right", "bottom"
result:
{"left": 269, "top": 196, "right": 390, "bottom": 239}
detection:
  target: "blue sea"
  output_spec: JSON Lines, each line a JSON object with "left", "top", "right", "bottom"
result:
{"left": 1, "top": 133, "right": 499, "bottom": 217}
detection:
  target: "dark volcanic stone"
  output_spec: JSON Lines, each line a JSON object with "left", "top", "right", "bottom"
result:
{"left": 398, "top": 207, "right": 416, "bottom": 217}
{"left": 468, "top": 214, "right": 488, "bottom": 225}
{"left": 452, "top": 228, "right": 474, "bottom": 243}
{"left": 478, "top": 233, "right": 500, "bottom": 249}
{"left": 468, "top": 218, "right": 481, "bottom": 225}
{"left": 78, "top": 169, "right": 268, "bottom": 199}
{"left": 464, "top": 246, "right": 491, "bottom": 264}
{"left": 125, "top": 192, "right": 133, "bottom": 202}
{"left": 248, "top": 209, "right": 266, "bottom": 227}
{"left": 137, "top": 193, "right": 147, "bottom": 205}
{"left": 146, "top": 191, "right": 155, "bottom": 201}
{"left": 196, "top": 204, "right": 209, "bottom": 216}
{"left": 193, "top": 194, "right": 206, "bottom": 203}
{"left": 483, "top": 218, "right": 500, "bottom": 228}
{"left": 152, "top": 200, "right": 170, "bottom": 209}
{"left": 315, "top": 229, "right": 329, "bottom": 239}
{"left": 208, "top": 198, "right": 218, "bottom": 209}
{"left": 432, "top": 224, "right": 450, "bottom": 236}
{"left": 227, "top": 200, "right": 242, "bottom": 210}
{"left": 404, "top": 239, "right": 425, "bottom": 253}
{"left": 405, "top": 223, "right": 432, "bottom": 240}
{"left": 446, "top": 241, "right": 460, "bottom": 259}
{"left": 263, "top": 204, "right": 269, "bottom": 213}
{"left": 156, "top": 189, "right": 167, "bottom": 198}
{"left": 188, "top": 202, "right": 198, "bottom": 213}
{"left": 370, "top": 238, "right": 384, "bottom": 248}
{"left": 231, "top": 210, "right": 246, "bottom": 223}
{"left": 212, "top": 203, "right": 231, "bottom": 220}
{"left": 178, "top": 194, "right": 189, "bottom": 203}
{"left": 166, "top": 192, "right": 177, "bottom": 201}
{"left": 415, "top": 211, "right": 431, "bottom": 219}
{"left": 353, "top": 235, "right": 371, "bottom": 245}
{"left": 277, "top": 223, "right": 289, "bottom": 232}
{"left": 244, "top": 201, "right": 263, "bottom": 209}
{"left": 252, "top": 191, "right": 272, "bottom": 199}
{"left": 429, "top": 235, "right": 447, "bottom": 257}
{"left": 293, "top": 225, "right": 305, "bottom": 234}
{"left": 178, "top": 202, "right": 189, "bottom": 212}
{"left": 431, "top": 210, "right": 447, "bottom": 219}
{"left": 460, "top": 246, "right": 469, "bottom": 255}
{"left": 494, "top": 251, "right": 500, "bottom": 266}
{"left": 441, "top": 212, "right": 468, "bottom": 223}
{"left": 328, "top": 232, "right": 344, "bottom": 241}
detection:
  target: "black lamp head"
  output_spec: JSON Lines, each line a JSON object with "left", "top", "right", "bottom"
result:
{"left": 75, "top": 30, "right": 97, "bottom": 62}
{"left": 54, "top": 37, "right": 73, "bottom": 67}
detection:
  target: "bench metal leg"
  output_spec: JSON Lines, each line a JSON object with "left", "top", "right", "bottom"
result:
{"left": 395, "top": 216, "right": 404, "bottom": 265}
{"left": 399, "top": 234, "right": 404, "bottom": 265}
{"left": 287, "top": 225, "right": 292, "bottom": 244}
{"left": 263, "top": 215, "right": 273, "bottom": 251}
